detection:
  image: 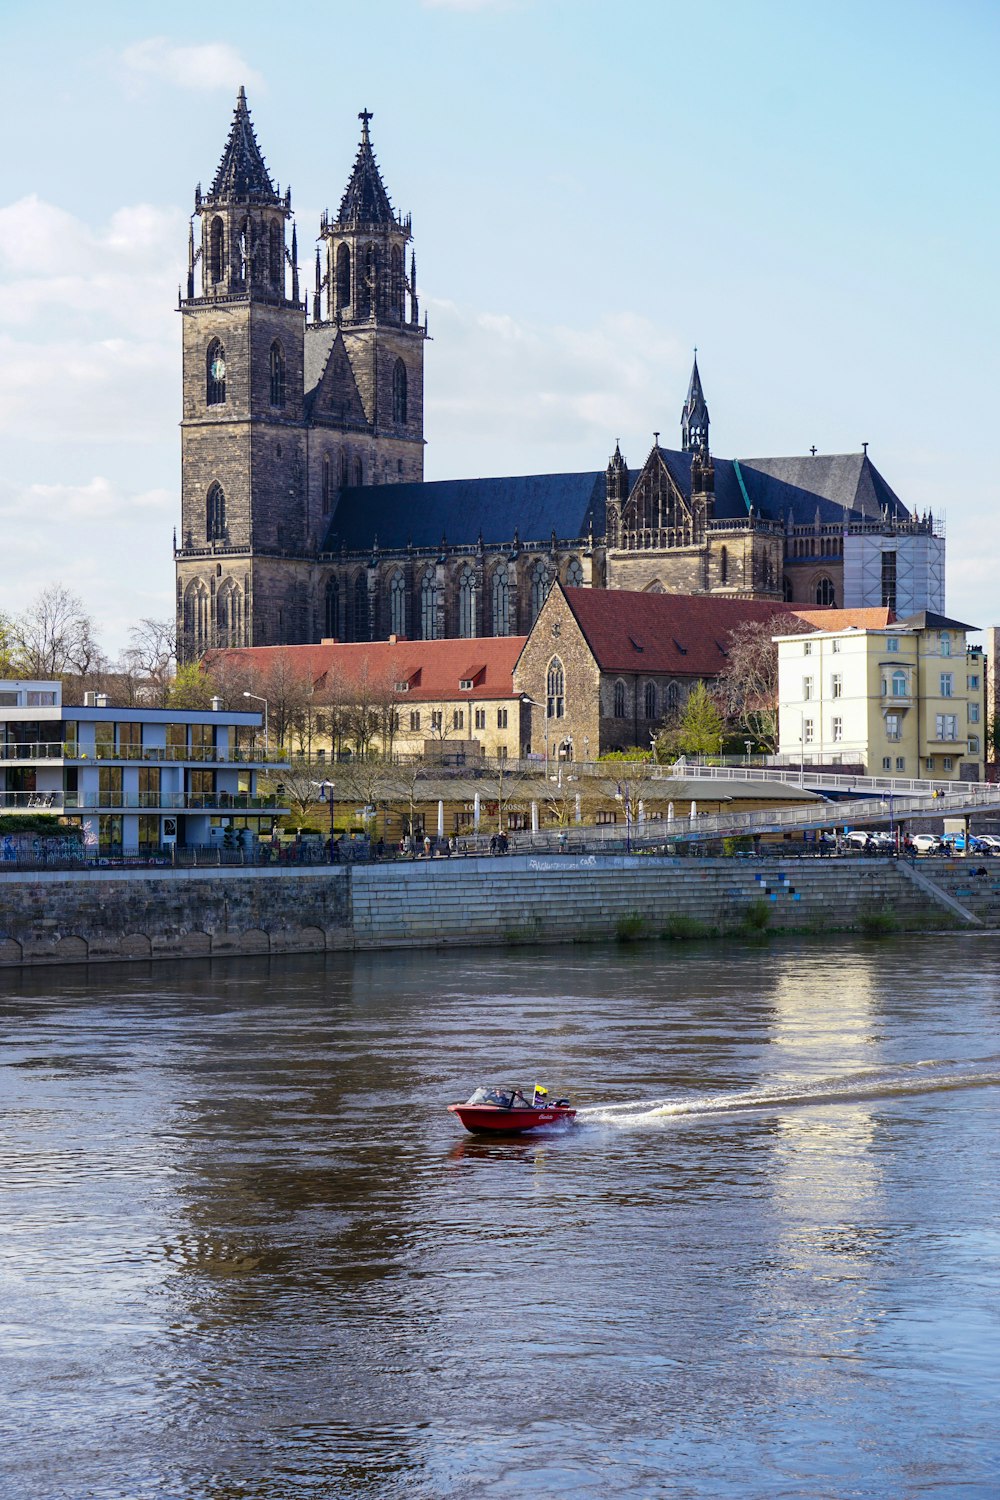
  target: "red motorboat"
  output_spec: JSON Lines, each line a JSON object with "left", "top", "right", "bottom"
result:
{"left": 448, "top": 1086, "right": 576, "bottom": 1134}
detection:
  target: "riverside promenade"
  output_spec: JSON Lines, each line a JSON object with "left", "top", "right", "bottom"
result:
{"left": 1, "top": 853, "right": 997, "bottom": 967}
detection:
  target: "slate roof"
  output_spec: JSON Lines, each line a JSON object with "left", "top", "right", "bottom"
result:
{"left": 209, "top": 87, "right": 278, "bottom": 203}
{"left": 896, "top": 610, "right": 978, "bottom": 633}
{"left": 209, "top": 637, "right": 527, "bottom": 702}
{"left": 324, "top": 472, "right": 607, "bottom": 552}
{"left": 653, "top": 447, "right": 911, "bottom": 527}
{"left": 334, "top": 113, "right": 397, "bottom": 226}
{"left": 560, "top": 588, "right": 799, "bottom": 676}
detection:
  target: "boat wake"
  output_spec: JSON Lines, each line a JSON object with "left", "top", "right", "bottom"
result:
{"left": 576, "top": 1057, "right": 1000, "bottom": 1128}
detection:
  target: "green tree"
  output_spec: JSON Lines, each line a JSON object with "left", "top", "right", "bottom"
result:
{"left": 167, "top": 661, "right": 212, "bottom": 709}
{"left": 672, "top": 681, "right": 724, "bottom": 757}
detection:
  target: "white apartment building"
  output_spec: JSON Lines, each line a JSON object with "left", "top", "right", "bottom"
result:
{"left": 0, "top": 681, "right": 288, "bottom": 850}
{"left": 776, "top": 613, "right": 985, "bottom": 780}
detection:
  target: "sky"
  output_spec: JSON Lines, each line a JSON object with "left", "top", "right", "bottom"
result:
{"left": 0, "top": 0, "right": 998, "bottom": 654}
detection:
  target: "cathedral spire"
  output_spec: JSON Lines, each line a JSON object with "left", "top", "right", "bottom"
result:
{"left": 208, "top": 86, "right": 279, "bottom": 204}
{"left": 335, "top": 109, "right": 398, "bottom": 227}
{"left": 681, "top": 350, "right": 710, "bottom": 454}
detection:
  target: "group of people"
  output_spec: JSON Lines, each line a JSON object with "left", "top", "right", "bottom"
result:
{"left": 488, "top": 833, "right": 510, "bottom": 855}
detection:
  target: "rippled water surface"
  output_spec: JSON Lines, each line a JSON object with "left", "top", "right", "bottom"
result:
{"left": 2, "top": 934, "right": 999, "bottom": 1498}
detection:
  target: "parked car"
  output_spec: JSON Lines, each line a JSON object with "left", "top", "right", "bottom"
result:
{"left": 844, "top": 830, "right": 877, "bottom": 850}
{"left": 911, "top": 833, "right": 946, "bottom": 854}
{"left": 975, "top": 834, "right": 1000, "bottom": 854}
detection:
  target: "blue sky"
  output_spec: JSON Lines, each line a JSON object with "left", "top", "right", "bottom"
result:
{"left": 0, "top": 0, "right": 997, "bottom": 651}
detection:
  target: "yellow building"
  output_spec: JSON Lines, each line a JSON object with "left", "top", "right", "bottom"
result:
{"left": 776, "top": 611, "right": 985, "bottom": 780}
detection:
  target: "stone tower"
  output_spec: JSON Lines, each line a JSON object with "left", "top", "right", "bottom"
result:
{"left": 176, "top": 88, "right": 308, "bottom": 654}
{"left": 308, "top": 110, "right": 426, "bottom": 492}
{"left": 680, "top": 352, "right": 710, "bottom": 454}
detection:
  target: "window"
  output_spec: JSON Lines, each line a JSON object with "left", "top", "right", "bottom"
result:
{"left": 719, "top": 546, "right": 728, "bottom": 585}
{"left": 269, "top": 341, "right": 286, "bottom": 407}
{"left": 420, "top": 569, "right": 438, "bottom": 640}
{"left": 546, "top": 657, "right": 565, "bottom": 719}
{"left": 644, "top": 682, "right": 656, "bottom": 720}
{"left": 882, "top": 757, "right": 892, "bottom": 770}
{"left": 896, "top": 757, "right": 905, "bottom": 771}
{"left": 613, "top": 680, "right": 626, "bottom": 719}
{"left": 885, "top": 713, "right": 901, "bottom": 741}
{"left": 969, "top": 736, "right": 981, "bottom": 754}
{"left": 886, "top": 637, "right": 899, "bottom": 652}
{"left": 940, "top": 632, "right": 951, "bottom": 657}
{"left": 206, "top": 339, "right": 226, "bottom": 405}
{"left": 815, "top": 576, "right": 836, "bottom": 606}
{"left": 458, "top": 564, "right": 477, "bottom": 638}
{"left": 25, "top": 691, "right": 57, "bottom": 706}
{"left": 803, "top": 641, "right": 812, "bottom": 656}
{"left": 892, "top": 670, "right": 908, "bottom": 697}
{"left": 209, "top": 217, "right": 225, "bottom": 283}
{"left": 832, "top": 717, "right": 843, "bottom": 742}
{"left": 943, "top": 757, "right": 954, "bottom": 771}
{"left": 392, "top": 359, "right": 407, "bottom": 425}
{"left": 968, "top": 674, "right": 980, "bottom": 690}
{"left": 428, "top": 710, "right": 442, "bottom": 731}
{"left": 206, "top": 482, "right": 226, "bottom": 541}
{"left": 497, "top": 708, "right": 508, "bottom": 729}
{"left": 940, "top": 673, "right": 953, "bottom": 697}
{"left": 492, "top": 568, "right": 510, "bottom": 636}
{"left": 803, "top": 719, "right": 814, "bottom": 744}
{"left": 324, "top": 577, "right": 339, "bottom": 637}
{"left": 475, "top": 708, "right": 486, "bottom": 731}
{"left": 336, "top": 243, "right": 351, "bottom": 310}
{"left": 832, "top": 674, "right": 843, "bottom": 698}
{"left": 969, "top": 703, "right": 980, "bottom": 723}
{"left": 353, "top": 456, "right": 363, "bottom": 486}
{"left": 529, "top": 560, "right": 550, "bottom": 623}
{"left": 925, "top": 757, "right": 935, "bottom": 771}
{"left": 803, "top": 676, "right": 813, "bottom": 701}
{"left": 453, "top": 709, "right": 464, "bottom": 731}
{"left": 566, "top": 558, "right": 584, "bottom": 588}
{"left": 389, "top": 569, "right": 406, "bottom": 637}
{"left": 353, "top": 573, "right": 369, "bottom": 642}
{"left": 666, "top": 682, "right": 679, "bottom": 716}
{"left": 269, "top": 221, "right": 283, "bottom": 287}
{"left": 936, "top": 714, "right": 958, "bottom": 740}
{"left": 881, "top": 549, "right": 897, "bottom": 611}
{"left": 831, "top": 639, "right": 840, "bottom": 654}
{"left": 409, "top": 711, "right": 420, "bottom": 731}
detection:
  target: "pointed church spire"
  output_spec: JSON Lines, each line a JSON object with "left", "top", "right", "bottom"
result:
{"left": 209, "top": 86, "right": 279, "bottom": 203}
{"left": 681, "top": 350, "right": 710, "bottom": 454}
{"left": 335, "top": 109, "right": 398, "bottom": 227}
{"left": 290, "top": 223, "right": 299, "bottom": 303}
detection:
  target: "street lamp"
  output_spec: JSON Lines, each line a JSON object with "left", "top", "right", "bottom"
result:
{"left": 242, "top": 692, "right": 270, "bottom": 757}
{"left": 318, "top": 779, "right": 336, "bottom": 860}
{"left": 744, "top": 740, "right": 753, "bottom": 765}
{"left": 616, "top": 781, "right": 632, "bottom": 854}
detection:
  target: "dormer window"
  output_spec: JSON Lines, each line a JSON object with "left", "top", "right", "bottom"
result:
{"left": 460, "top": 679, "right": 474, "bottom": 691}
{"left": 394, "top": 681, "right": 410, "bottom": 693}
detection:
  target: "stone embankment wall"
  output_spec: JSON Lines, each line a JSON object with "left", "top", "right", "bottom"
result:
{"left": 0, "top": 855, "right": 981, "bottom": 968}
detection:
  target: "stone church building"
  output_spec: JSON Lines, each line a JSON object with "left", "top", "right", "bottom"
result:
{"left": 175, "top": 91, "right": 945, "bottom": 659}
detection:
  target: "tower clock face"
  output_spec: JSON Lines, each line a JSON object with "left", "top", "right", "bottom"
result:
{"left": 211, "top": 355, "right": 226, "bottom": 381}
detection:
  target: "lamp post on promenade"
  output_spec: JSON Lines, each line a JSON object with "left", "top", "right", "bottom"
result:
{"left": 319, "top": 780, "right": 336, "bottom": 861}
{"left": 242, "top": 692, "right": 270, "bottom": 757}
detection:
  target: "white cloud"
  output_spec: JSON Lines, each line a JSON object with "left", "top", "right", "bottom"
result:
{"left": 119, "top": 37, "right": 262, "bottom": 94}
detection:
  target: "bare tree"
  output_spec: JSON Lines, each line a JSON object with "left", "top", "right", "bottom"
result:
{"left": 715, "top": 614, "right": 814, "bottom": 752}
{"left": 122, "top": 618, "right": 176, "bottom": 707}
{"left": 12, "top": 584, "right": 102, "bottom": 678}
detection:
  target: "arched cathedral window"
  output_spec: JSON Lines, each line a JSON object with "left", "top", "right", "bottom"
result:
{"left": 389, "top": 569, "right": 406, "bottom": 637}
{"left": 353, "top": 456, "right": 363, "bottom": 487}
{"left": 815, "top": 576, "right": 836, "bottom": 606}
{"left": 336, "top": 244, "right": 351, "bottom": 312}
{"left": 666, "top": 682, "right": 680, "bottom": 717}
{"left": 719, "top": 546, "right": 728, "bottom": 585}
{"left": 458, "top": 564, "right": 477, "bottom": 638}
{"left": 529, "top": 560, "right": 550, "bottom": 623}
{"left": 783, "top": 576, "right": 794, "bottom": 603}
{"left": 184, "top": 580, "right": 211, "bottom": 653}
{"left": 206, "top": 340, "right": 226, "bottom": 406}
{"left": 216, "top": 580, "right": 243, "bottom": 645}
{"left": 353, "top": 573, "right": 370, "bottom": 642}
{"left": 269, "top": 341, "right": 286, "bottom": 408}
{"left": 565, "top": 557, "right": 584, "bottom": 588}
{"left": 644, "top": 682, "right": 657, "bottom": 720}
{"left": 391, "top": 244, "right": 404, "bottom": 317}
{"left": 420, "top": 568, "right": 438, "bottom": 640}
{"left": 206, "top": 482, "right": 226, "bottom": 541}
{"left": 269, "top": 221, "right": 283, "bottom": 290}
{"left": 393, "top": 359, "right": 408, "bottom": 425}
{"left": 547, "top": 657, "right": 565, "bottom": 719}
{"left": 324, "top": 577, "right": 339, "bottom": 638}
{"left": 613, "top": 680, "right": 627, "bottom": 719}
{"left": 492, "top": 568, "right": 510, "bottom": 637}
{"left": 209, "top": 218, "right": 225, "bottom": 284}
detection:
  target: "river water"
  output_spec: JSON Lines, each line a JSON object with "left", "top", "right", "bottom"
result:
{"left": 2, "top": 934, "right": 999, "bottom": 1499}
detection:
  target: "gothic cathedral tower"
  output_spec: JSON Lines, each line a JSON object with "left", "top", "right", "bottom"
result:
{"left": 176, "top": 88, "right": 307, "bottom": 655}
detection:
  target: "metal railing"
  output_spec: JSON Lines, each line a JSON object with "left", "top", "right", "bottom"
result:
{"left": 0, "top": 791, "right": 286, "bottom": 813}
{"left": 0, "top": 742, "right": 281, "bottom": 765}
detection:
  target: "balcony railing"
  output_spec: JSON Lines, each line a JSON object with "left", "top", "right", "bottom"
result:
{"left": 0, "top": 742, "right": 280, "bottom": 765}
{"left": 0, "top": 791, "right": 285, "bottom": 812}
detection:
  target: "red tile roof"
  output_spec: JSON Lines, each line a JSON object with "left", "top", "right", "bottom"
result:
{"left": 208, "top": 638, "right": 527, "bottom": 702}
{"left": 560, "top": 589, "right": 801, "bottom": 675}
{"left": 791, "top": 607, "right": 896, "bottom": 630}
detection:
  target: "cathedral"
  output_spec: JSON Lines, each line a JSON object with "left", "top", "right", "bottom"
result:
{"left": 175, "top": 92, "right": 945, "bottom": 659}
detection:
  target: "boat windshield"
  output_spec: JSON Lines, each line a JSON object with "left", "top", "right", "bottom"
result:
{"left": 466, "top": 1087, "right": 532, "bottom": 1109}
